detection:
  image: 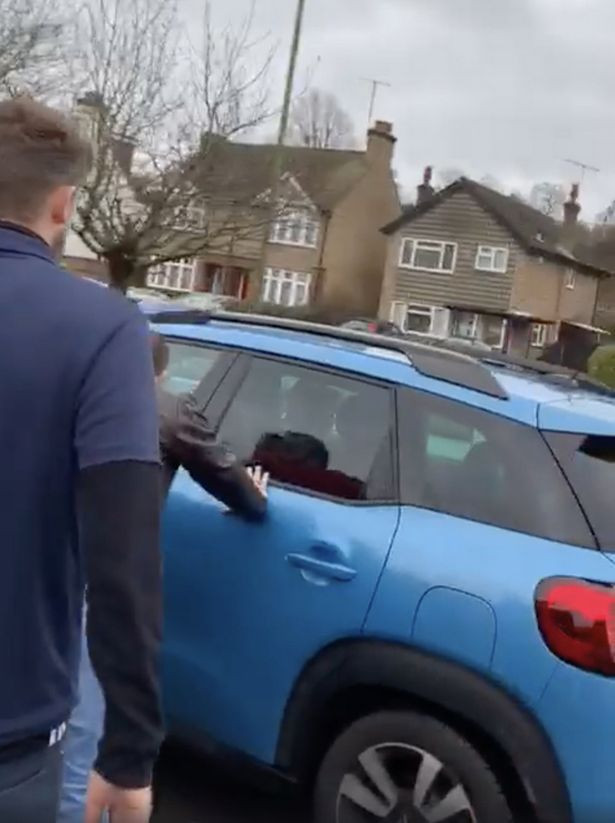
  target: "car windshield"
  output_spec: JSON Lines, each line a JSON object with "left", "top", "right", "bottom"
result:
{"left": 544, "top": 432, "right": 615, "bottom": 552}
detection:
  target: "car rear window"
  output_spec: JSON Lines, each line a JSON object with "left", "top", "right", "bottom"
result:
{"left": 397, "top": 388, "right": 596, "bottom": 548}
{"left": 544, "top": 433, "right": 615, "bottom": 552}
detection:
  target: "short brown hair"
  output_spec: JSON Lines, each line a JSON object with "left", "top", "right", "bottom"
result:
{"left": 0, "top": 97, "right": 92, "bottom": 222}
{"left": 150, "top": 332, "right": 170, "bottom": 378}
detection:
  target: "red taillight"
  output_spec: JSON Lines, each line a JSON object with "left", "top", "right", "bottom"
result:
{"left": 368, "top": 322, "right": 378, "bottom": 333}
{"left": 535, "top": 578, "right": 615, "bottom": 676}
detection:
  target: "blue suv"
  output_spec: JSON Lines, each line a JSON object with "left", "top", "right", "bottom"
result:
{"left": 155, "top": 311, "right": 615, "bottom": 823}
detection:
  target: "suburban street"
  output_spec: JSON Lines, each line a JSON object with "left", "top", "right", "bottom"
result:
{"left": 153, "top": 745, "right": 310, "bottom": 822}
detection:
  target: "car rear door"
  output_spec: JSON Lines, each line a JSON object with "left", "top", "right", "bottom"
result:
{"left": 161, "top": 352, "right": 400, "bottom": 764}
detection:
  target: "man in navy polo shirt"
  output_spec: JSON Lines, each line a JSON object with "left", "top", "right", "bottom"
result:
{"left": 0, "top": 98, "right": 163, "bottom": 821}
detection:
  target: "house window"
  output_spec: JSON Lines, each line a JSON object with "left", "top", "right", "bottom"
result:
{"left": 406, "top": 304, "right": 436, "bottom": 334}
{"left": 147, "top": 258, "right": 197, "bottom": 292}
{"left": 399, "top": 239, "right": 457, "bottom": 273}
{"left": 452, "top": 311, "right": 479, "bottom": 339}
{"left": 262, "top": 268, "right": 311, "bottom": 307}
{"left": 475, "top": 245, "right": 509, "bottom": 273}
{"left": 480, "top": 315, "right": 507, "bottom": 350}
{"left": 564, "top": 268, "right": 576, "bottom": 290}
{"left": 171, "top": 203, "right": 207, "bottom": 232}
{"left": 270, "top": 210, "right": 319, "bottom": 248}
{"left": 531, "top": 323, "right": 548, "bottom": 347}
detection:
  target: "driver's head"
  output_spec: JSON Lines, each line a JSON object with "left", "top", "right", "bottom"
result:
{"left": 0, "top": 97, "right": 91, "bottom": 258}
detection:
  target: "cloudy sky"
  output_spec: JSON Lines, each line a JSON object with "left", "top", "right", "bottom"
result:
{"left": 183, "top": 0, "right": 615, "bottom": 219}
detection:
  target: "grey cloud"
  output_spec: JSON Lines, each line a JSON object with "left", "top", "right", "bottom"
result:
{"left": 183, "top": 0, "right": 615, "bottom": 216}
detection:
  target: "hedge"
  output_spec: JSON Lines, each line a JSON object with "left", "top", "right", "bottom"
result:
{"left": 587, "top": 344, "right": 615, "bottom": 388}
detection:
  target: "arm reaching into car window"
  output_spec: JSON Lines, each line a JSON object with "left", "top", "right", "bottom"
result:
{"left": 158, "top": 389, "right": 268, "bottom": 520}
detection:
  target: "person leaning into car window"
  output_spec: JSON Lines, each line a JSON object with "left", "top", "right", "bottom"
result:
{"left": 59, "top": 333, "right": 268, "bottom": 823}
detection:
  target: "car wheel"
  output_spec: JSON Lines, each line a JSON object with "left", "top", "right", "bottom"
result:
{"left": 314, "top": 711, "right": 513, "bottom": 823}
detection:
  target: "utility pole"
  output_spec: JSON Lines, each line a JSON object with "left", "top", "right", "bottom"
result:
{"left": 249, "top": 0, "right": 307, "bottom": 302}
{"left": 364, "top": 78, "right": 391, "bottom": 127}
{"left": 276, "top": 0, "right": 307, "bottom": 147}
{"left": 564, "top": 158, "right": 600, "bottom": 185}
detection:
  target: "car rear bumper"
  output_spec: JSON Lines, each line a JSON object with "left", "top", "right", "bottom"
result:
{"left": 536, "top": 663, "right": 615, "bottom": 823}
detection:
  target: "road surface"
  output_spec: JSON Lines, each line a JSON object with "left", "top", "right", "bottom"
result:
{"left": 153, "top": 745, "right": 310, "bottom": 823}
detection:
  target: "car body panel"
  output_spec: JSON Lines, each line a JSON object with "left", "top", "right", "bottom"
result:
{"left": 412, "top": 587, "right": 497, "bottom": 670}
{"left": 365, "top": 507, "right": 614, "bottom": 701}
{"left": 538, "top": 395, "right": 615, "bottom": 435}
{"left": 161, "top": 469, "right": 399, "bottom": 763}
{"left": 538, "top": 663, "right": 615, "bottom": 823}
{"left": 158, "top": 320, "right": 615, "bottom": 823}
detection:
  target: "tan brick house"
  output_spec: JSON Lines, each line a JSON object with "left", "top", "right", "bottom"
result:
{"left": 379, "top": 173, "right": 610, "bottom": 356}
{"left": 145, "top": 121, "right": 401, "bottom": 318}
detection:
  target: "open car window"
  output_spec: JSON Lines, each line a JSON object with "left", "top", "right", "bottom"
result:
{"left": 216, "top": 357, "right": 395, "bottom": 502}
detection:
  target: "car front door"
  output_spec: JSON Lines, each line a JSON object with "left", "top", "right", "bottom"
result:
{"left": 161, "top": 353, "right": 400, "bottom": 764}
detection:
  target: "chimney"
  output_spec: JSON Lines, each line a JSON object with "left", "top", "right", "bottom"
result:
{"left": 113, "top": 137, "right": 136, "bottom": 177}
{"left": 563, "top": 183, "right": 581, "bottom": 227}
{"left": 417, "top": 166, "right": 435, "bottom": 205}
{"left": 561, "top": 183, "right": 581, "bottom": 249}
{"left": 366, "top": 120, "right": 396, "bottom": 167}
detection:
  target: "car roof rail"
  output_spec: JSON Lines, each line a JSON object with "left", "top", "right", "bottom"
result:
{"left": 155, "top": 308, "right": 508, "bottom": 400}
{"left": 475, "top": 350, "right": 615, "bottom": 398}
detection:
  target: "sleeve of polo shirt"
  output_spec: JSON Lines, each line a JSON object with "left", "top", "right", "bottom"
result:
{"left": 75, "top": 311, "right": 160, "bottom": 468}
{"left": 74, "top": 309, "right": 164, "bottom": 788}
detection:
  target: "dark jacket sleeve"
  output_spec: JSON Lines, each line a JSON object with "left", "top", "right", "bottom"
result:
{"left": 79, "top": 461, "right": 164, "bottom": 789}
{"left": 159, "top": 390, "right": 266, "bottom": 520}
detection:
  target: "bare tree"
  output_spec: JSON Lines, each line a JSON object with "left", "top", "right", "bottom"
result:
{"left": 69, "top": 0, "right": 276, "bottom": 291}
{"left": 0, "top": 0, "right": 65, "bottom": 98}
{"left": 288, "top": 88, "right": 355, "bottom": 149}
{"left": 530, "top": 181, "right": 567, "bottom": 217}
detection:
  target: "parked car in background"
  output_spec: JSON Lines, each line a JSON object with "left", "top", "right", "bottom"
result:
{"left": 340, "top": 318, "right": 404, "bottom": 337}
{"left": 155, "top": 313, "right": 615, "bottom": 823}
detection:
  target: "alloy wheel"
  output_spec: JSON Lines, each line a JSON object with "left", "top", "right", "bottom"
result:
{"left": 335, "top": 742, "right": 477, "bottom": 823}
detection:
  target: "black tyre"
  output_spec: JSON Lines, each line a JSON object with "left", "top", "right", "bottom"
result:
{"left": 314, "top": 711, "right": 513, "bottom": 823}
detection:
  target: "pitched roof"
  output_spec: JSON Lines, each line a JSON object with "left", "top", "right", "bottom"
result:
{"left": 187, "top": 138, "right": 368, "bottom": 211}
{"left": 383, "top": 177, "right": 611, "bottom": 276}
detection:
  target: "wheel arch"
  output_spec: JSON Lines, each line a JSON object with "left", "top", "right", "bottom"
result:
{"left": 275, "top": 639, "right": 571, "bottom": 823}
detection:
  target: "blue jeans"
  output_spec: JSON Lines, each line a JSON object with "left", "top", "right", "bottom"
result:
{"left": 58, "top": 625, "right": 106, "bottom": 823}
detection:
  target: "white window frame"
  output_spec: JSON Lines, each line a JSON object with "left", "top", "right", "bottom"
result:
{"left": 405, "top": 303, "right": 436, "bottom": 335}
{"left": 269, "top": 209, "right": 320, "bottom": 249}
{"left": 452, "top": 311, "right": 479, "bottom": 340}
{"left": 478, "top": 315, "right": 508, "bottom": 350}
{"left": 262, "top": 268, "right": 311, "bottom": 307}
{"left": 531, "top": 323, "right": 548, "bottom": 347}
{"left": 146, "top": 258, "right": 197, "bottom": 293}
{"left": 399, "top": 238, "right": 457, "bottom": 274}
{"left": 564, "top": 268, "right": 576, "bottom": 290}
{"left": 171, "top": 203, "right": 207, "bottom": 233}
{"left": 475, "top": 245, "right": 509, "bottom": 274}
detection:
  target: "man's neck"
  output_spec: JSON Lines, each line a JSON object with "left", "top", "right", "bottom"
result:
{"left": 0, "top": 220, "right": 49, "bottom": 247}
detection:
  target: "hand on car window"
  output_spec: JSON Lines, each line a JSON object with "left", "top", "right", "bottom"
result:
{"left": 246, "top": 465, "right": 269, "bottom": 499}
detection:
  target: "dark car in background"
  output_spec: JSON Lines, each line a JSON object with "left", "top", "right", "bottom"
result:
{"left": 340, "top": 318, "right": 404, "bottom": 336}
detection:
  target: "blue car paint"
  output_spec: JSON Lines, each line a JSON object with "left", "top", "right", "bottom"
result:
{"left": 538, "top": 665, "right": 615, "bottom": 823}
{"left": 366, "top": 507, "right": 615, "bottom": 705}
{"left": 162, "top": 470, "right": 400, "bottom": 762}
{"left": 159, "top": 320, "right": 615, "bottom": 822}
{"left": 538, "top": 395, "right": 615, "bottom": 435}
{"left": 412, "top": 587, "right": 497, "bottom": 671}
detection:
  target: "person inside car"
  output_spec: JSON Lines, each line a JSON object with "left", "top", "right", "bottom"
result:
{"left": 59, "top": 332, "right": 268, "bottom": 823}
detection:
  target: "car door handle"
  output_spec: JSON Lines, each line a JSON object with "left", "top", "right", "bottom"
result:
{"left": 286, "top": 553, "right": 357, "bottom": 582}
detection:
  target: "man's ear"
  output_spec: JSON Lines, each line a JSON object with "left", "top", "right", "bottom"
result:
{"left": 49, "top": 185, "right": 76, "bottom": 227}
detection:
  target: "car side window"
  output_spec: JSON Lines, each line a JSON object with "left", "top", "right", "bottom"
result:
{"left": 162, "top": 342, "right": 222, "bottom": 396}
{"left": 217, "top": 357, "right": 395, "bottom": 502}
{"left": 398, "top": 388, "right": 594, "bottom": 547}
